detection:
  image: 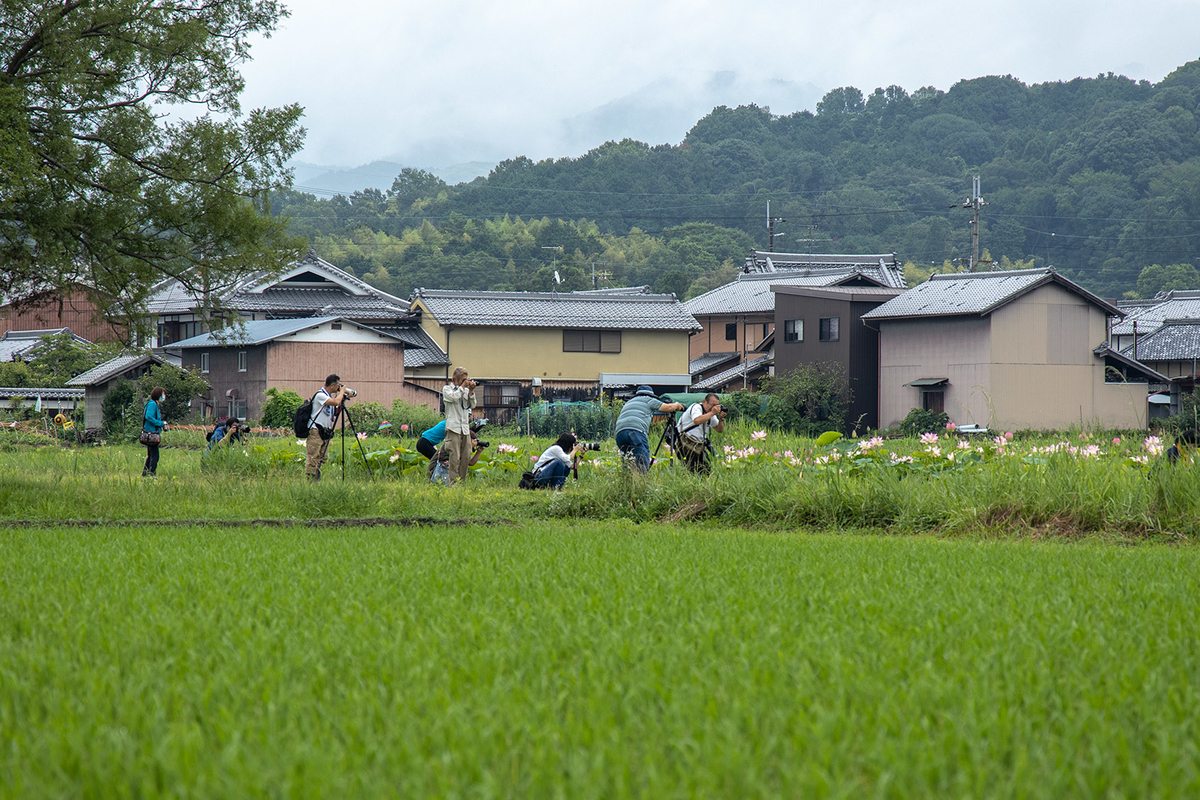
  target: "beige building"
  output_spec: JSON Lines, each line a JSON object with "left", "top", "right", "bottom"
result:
{"left": 862, "top": 268, "right": 1166, "bottom": 431}
{"left": 407, "top": 288, "right": 700, "bottom": 420}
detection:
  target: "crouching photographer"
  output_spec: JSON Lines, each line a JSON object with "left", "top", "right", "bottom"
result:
{"left": 521, "top": 434, "right": 594, "bottom": 490}
{"left": 205, "top": 417, "right": 250, "bottom": 454}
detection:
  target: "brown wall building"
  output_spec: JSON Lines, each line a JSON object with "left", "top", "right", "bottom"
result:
{"left": 772, "top": 285, "right": 903, "bottom": 431}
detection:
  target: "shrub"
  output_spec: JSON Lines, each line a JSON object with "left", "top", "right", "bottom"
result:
{"left": 260, "top": 387, "right": 303, "bottom": 429}
{"left": 388, "top": 399, "right": 442, "bottom": 438}
{"left": 508, "top": 401, "right": 616, "bottom": 440}
{"left": 135, "top": 364, "right": 209, "bottom": 423}
{"left": 100, "top": 379, "right": 136, "bottom": 436}
{"left": 898, "top": 407, "right": 950, "bottom": 436}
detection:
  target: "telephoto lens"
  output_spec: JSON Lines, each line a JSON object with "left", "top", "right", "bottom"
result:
{"left": 583, "top": 442, "right": 601, "bottom": 452}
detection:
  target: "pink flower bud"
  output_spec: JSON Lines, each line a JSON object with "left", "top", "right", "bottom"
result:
{"left": 1005, "top": 432, "right": 1013, "bottom": 440}
{"left": 946, "top": 422, "right": 956, "bottom": 431}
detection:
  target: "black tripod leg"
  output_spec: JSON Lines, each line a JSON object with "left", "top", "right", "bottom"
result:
{"left": 341, "top": 405, "right": 375, "bottom": 481}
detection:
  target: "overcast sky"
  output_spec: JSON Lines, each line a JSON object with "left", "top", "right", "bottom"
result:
{"left": 238, "top": 0, "right": 1200, "bottom": 170}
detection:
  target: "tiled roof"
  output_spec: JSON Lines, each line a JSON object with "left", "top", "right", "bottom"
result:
{"left": 744, "top": 251, "right": 905, "bottom": 284}
{"left": 862, "top": 268, "right": 1120, "bottom": 321}
{"left": 1119, "top": 320, "right": 1200, "bottom": 362}
{"left": 684, "top": 270, "right": 892, "bottom": 316}
{"left": 0, "top": 387, "right": 84, "bottom": 400}
{"left": 693, "top": 355, "right": 772, "bottom": 390}
{"left": 166, "top": 316, "right": 410, "bottom": 349}
{"left": 1111, "top": 290, "right": 1200, "bottom": 336}
{"left": 0, "top": 328, "right": 86, "bottom": 362}
{"left": 372, "top": 325, "right": 449, "bottom": 368}
{"left": 689, "top": 352, "right": 740, "bottom": 376}
{"left": 145, "top": 252, "right": 409, "bottom": 318}
{"left": 67, "top": 353, "right": 163, "bottom": 386}
{"left": 571, "top": 286, "right": 654, "bottom": 296}
{"left": 411, "top": 290, "right": 700, "bottom": 331}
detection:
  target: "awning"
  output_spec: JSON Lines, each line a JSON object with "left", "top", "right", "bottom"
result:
{"left": 905, "top": 378, "right": 948, "bottom": 388}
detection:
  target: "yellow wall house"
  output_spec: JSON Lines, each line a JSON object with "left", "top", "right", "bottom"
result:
{"left": 862, "top": 268, "right": 1169, "bottom": 431}
{"left": 406, "top": 288, "right": 700, "bottom": 417}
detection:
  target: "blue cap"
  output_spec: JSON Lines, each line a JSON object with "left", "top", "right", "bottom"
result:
{"left": 635, "top": 385, "right": 655, "bottom": 396}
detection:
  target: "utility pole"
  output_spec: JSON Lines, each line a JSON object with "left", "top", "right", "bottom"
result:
{"left": 951, "top": 176, "right": 988, "bottom": 271}
{"left": 590, "top": 261, "right": 612, "bottom": 289}
{"left": 767, "top": 200, "right": 786, "bottom": 253}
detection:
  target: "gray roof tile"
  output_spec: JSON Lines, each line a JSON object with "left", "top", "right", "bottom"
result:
{"left": 372, "top": 325, "right": 449, "bottom": 368}
{"left": 744, "top": 251, "right": 903, "bottom": 281}
{"left": 1112, "top": 291, "right": 1200, "bottom": 335}
{"left": 689, "top": 352, "right": 740, "bottom": 375}
{"left": 684, "top": 270, "right": 894, "bottom": 316}
{"left": 411, "top": 290, "right": 700, "bottom": 331}
{"left": 167, "top": 317, "right": 411, "bottom": 349}
{"left": 693, "top": 356, "right": 772, "bottom": 390}
{"left": 862, "top": 268, "right": 1120, "bottom": 321}
{"left": 1119, "top": 320, "right": 1200, "bottom": 361}
{"left": 67, "top": 353, "right": 164, "bottom": 386}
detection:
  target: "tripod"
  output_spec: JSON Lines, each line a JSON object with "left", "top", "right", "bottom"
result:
{"left": 336, "top": 402, "right": 375, "bottom": 481}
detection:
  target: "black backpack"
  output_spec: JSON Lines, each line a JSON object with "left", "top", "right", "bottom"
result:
{"left": 292, "top": 392, "right": 320, "bottom": 438}
{"left": 206, "top": 416, "right": 231, "bottom": 442}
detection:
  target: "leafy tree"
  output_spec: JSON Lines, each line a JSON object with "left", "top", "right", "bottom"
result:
{"left": 1136, "top": 263, "right": 1200, "bottom": 298}
{"left": 100, "top": 379, "right": 136, "bottom": 437}
{"left": 135, "top": 364, "right": 210, "bottom": 423}
{"left": 24, "top": 333, "right": 124, "bottom": 387}
{"left": 1, "top": 0, "right": 306, "bottom": 334}
{"left": 260, "top": 386, "right": 302, "bottom": 429}
{"left": 759, "top": 362, "right": 851, "bottom": 436}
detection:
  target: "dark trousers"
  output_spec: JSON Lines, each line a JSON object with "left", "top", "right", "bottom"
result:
{"left": 416, "top": 437, "right": 438, "bottom": 460}
{"left": 533, "top": 459, "right": 571, "bottom": 489}
{"left": 143, "top": 444, "right": 160, "bottom": 476}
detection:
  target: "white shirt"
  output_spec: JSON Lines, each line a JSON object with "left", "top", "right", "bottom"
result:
{"left": 533, "top": 445, "right": 573, "bottom": 474}
{"left": 310, "top": 388, "right": 337, "bottom": 430}
{"left": 442, "top": 383, "right": 478, "bottom": 435}
{"left": 680, "top": 403, "right": 718, "bottom": 441}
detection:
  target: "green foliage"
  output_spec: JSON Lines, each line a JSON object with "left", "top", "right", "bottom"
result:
{"left": 509, "top": 402, "right": 616, "bottom": 441}
{"left": 100, "top": 380, "right": 136, "bottom": 437}
{"left": 260, "top": 387, "right": 303, "bottom": 429}
{"left": 271, "top": 60, "right": 1200, "bottom": 298}
{"left": 135, "top": 364, "right": 210, "bottom": 423}
{"left": 1, "top": 0, "right": 306, "bottom": 332}
{"left": 759, "top": 363, "right": 851, "bottom": 435}
{"left": 1135, "top": 263, "right": 1200, "bottom": 297}
{"left": 898, "top": 407, "right": 951, "bottom": 436}
{"left": 386, "top": 399, "right": 442, "bottom": 438}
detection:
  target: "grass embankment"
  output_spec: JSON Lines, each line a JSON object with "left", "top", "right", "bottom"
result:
{"left": 2, "top": 431, "right": 1199, "bottom": 540}
{"left": 2, "top": 524, "right": 1198, "bottom": 797}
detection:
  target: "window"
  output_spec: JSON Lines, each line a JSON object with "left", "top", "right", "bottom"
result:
{"left": 330, "top": 322, "right": 342, "bottom": 330}
{"left": 237, "top": 351, "right": 247, "bottom": 372}
{"left": 725, "top": 322, "right": 738, "bottom": 341}
{"left": 819, "top": 317, "right": 840, "bottom": 342}
{"left": 200, "top": 352, "right": 209, "bottom": 373}
{"left": 227, "top": 399, "right": 248, "bottom": 420}
{"left": 563, "top": 330, "right": 621, "bottom": 353}
{"left": 784, "top": 319, "right": 804, "bottom": 343}
{"left": 484, "top": 383, "right": 521, "bottom": 407}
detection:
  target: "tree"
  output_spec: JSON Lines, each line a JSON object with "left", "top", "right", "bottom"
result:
{"left": 136, "top": 364, "right": 210, "bottom": 423}
{"left": 1136, "top": 263, "right": 1200, "bottom": 298}
{"left": 1, "top": 0, "right": 306, "bottom": 336}
{"left": 24, "top": 332, "right": 124, "bottom": 387}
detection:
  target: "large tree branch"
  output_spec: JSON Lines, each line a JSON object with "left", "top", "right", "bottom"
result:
{"left": 5, "top": 0, "right": 89, "bottom": 77}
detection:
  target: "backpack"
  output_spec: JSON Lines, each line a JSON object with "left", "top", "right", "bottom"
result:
{"left": 518, "top": 470, "right": 537, "bottom": 490}
{"left": 292, "top": 392, "right": 320, "bottom": 438}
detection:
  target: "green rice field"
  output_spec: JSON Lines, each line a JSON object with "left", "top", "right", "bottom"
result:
{"left": 3, "top": 522, "right": 1200, "bottom": 798}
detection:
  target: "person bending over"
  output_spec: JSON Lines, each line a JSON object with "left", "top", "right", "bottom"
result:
{"left": 416, "top": 420, "right": 446, "bottom": 460}
{"left": 614, "top": 385, "right": 684, "bottom": 472}
{"left": 531, "top": 433, "right": 586, "bottom": 489}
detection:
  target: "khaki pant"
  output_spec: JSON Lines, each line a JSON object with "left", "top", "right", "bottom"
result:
{"left": 445, "top": 430, "right": 472, "bottom": 485}
{"left": 306, "top": 426, "right": 331, "bottom": 480}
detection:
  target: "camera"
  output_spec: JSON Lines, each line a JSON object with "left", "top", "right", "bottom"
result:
{"left": 581, "top": 442, "right": 601, "bottom": 452}
{"left": 338, "top": 383, "right": 357, "bottom": 398}
{"left": 474, "top": 440, "right": 490, "bottom": 449}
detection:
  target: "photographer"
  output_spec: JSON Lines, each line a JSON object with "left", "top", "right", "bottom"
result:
{"left": 530, "top": 433, "right": 586, "bottom": 489}
{"left": 306, "top": 373, "right": 354, "bottom": 482}
{"left": 416, "top": 420, "right": 446, "bottom": 460}
{"left": 441, "top": 367, "right": 478, "bottom": 485}
{"left": 677, "top": 393, "right": 726, "bottom": 474}
{"left": 204, "top": 417, "right": 246, "bottom": 455}
{"left": 614, "top": 385, "right": 684, "bottom": 472}
{"left": 428, "top": 430, "right": 483, "bottom": 483}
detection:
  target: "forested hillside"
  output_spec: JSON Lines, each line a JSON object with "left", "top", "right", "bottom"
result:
{"left": 272, "top": 60, "right": 1200, "bottom": 300}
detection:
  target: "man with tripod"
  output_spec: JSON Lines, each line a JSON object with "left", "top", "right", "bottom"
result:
{"left": 441, "top": 367, "right": 478, "bottom": 485}
{"left": 306, "top": 373, "right": 354, "bottom": 481}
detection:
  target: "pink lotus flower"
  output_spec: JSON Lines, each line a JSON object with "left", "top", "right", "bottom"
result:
{"left": 356, "top": 432, "right": 368, "bottom": 441}
{"left": 751, "top": 430, "right": 767, "bottom": 441}
{"left": 1113, "top": 437, "right": 1121, "bottom": 446}
{"left": 400, "top": 423, "right": 409, "bottom": 432}
{"left": 920, "top": 432, "right": 939, "bottom": 446}
{"left": 946, "top": 422, "right": 956, "bottom": 431}
{"left": 497, "top": 443, "right": 518, "bottom": 453}
{"left": 1005, "top": 432, "right": 1013, "bottom": 441}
